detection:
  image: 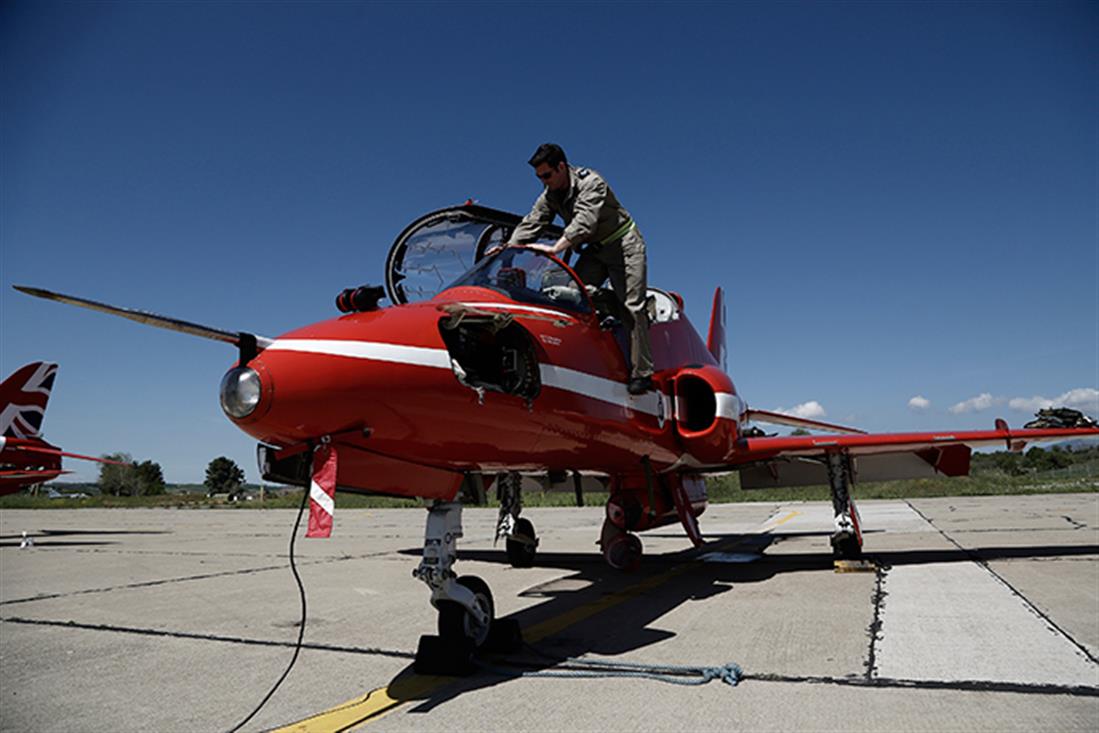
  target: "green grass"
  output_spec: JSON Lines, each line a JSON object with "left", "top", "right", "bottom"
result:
{"left": 705, "top": 472, "right": 1097, "bottom": 504}
{"left": 2, "top": 470, "right": 1094, "bottom": 510}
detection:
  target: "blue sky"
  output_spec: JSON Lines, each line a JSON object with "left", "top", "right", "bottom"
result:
{"left": 2, "top": 1, "right": 1096, "bottom": 483}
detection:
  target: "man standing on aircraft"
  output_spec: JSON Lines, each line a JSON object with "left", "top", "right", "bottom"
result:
{"left": 508, "top": 143, "right": 654, "bottom": 395}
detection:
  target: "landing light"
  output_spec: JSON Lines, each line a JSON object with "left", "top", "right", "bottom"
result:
{"left": 220, "top": 367, "right": 261, "bottom": 419}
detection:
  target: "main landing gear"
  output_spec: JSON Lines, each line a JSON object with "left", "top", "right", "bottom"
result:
{"left": 495, "top": 472, "right": 539, "bottom": 568}
{"left": 600, "top": 519, "right": 643, "bottom": 572}
{"left": 412, "top": 500, "right": 520, "bottom": 675}
{"left": 826, "top": 451, "right": 863, "bottom": 559}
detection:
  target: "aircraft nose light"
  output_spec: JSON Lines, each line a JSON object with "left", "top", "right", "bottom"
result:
{"left": 220, "top": 367, "right": 261, "bottom": 419}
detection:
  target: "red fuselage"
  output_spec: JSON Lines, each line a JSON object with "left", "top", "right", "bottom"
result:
{"left": 229, "top": 283, "right": 740, "bottom": 500}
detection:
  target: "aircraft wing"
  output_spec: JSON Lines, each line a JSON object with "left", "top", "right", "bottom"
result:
{"left": 733, "top": 425, "right": 1099, "bottom": 489}
{"left": 745, "top": 409, "right": 866, "bottom": 435}
{"left": 13, "top": 286, "right": 273, "bottom": 351}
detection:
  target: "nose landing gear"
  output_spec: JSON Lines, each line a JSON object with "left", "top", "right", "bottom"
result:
{"left": 412, "top": 500, "right": 521, "bottom": 675}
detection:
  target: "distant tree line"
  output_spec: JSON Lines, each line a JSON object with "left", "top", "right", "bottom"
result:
{"left": 971, "top": 445, "right": 1098, "bottom": 476}
{"left": 98, "top": 453, "right": 166, "bottom": 496}
{"left": 95, "top": 455, "right": 248, "bottom": 497}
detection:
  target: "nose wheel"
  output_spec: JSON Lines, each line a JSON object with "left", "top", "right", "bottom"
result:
{"left": 437, "top": 575, "right": 494, "bottom": 647}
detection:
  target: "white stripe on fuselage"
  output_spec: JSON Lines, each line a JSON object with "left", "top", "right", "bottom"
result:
{"left": 716, "top": 393, "right": 743, "bottom": 420}
{"left": 267, "top": 338, "right": 733, "bottom": 420}
{"left": 538, "top": 363, "right": 666, "bottom": 417}
{"left": 266, "top": 339, "right": 452, "bottom": 369}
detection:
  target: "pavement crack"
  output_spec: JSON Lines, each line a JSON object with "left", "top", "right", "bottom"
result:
{"left": 0, "top": 616, "right": 414, "bottom": 659}
{"left": 745, "top": 671, "right": 1099, "bottom": 697}
{"left": 0, "top": 551, "right": 390, "bottom": 606}
{"left": 905, "top": 500, "right": 1099, "bottom": 666}
{"left": 864, "top": 560, "right": 889, "bottom": 680}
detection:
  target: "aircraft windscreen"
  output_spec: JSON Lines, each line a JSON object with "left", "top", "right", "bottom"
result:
{"left": 449, "top": 248, "right": 591, "bottom": 314}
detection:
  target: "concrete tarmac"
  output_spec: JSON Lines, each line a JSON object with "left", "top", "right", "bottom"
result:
{"left": 1, "top": 494, "right": 1096, "bottom": 732}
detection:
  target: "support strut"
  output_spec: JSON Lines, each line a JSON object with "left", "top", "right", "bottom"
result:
{"left": 825, "top": 451, "right": 863, "bottom": 559}
{"left": 412, "top": 501, "right": 486, "bottom": 625}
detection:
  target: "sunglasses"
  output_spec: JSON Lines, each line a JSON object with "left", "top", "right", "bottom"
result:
{"left": 536, "top": 170, "right": 555, "bottom": 181}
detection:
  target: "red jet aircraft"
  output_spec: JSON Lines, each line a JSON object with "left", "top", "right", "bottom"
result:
{"left": 16, "top": 203, "right": 1099, "bottom": 666}
{"left": 0, "top": 361, "right": 126, "bottom": 495}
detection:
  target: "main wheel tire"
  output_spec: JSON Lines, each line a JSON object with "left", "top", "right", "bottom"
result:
{"left": 603, "top": 531, "right": 643, "bottom": 572}
{"left": 437, "top": 576, "right": 494, "bottom": 648}
{"left": 831, "top": 533, "right": 862, "bottom": 559}
{"left": 505, "top": 517, "right": 538, "bottom": 568}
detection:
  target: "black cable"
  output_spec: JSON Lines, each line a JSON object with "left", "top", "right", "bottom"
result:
{"left": 227, "top": 485, "right": 311, "bottom": 733}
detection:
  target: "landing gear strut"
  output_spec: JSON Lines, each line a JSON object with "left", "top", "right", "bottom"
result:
{"left": 826, "top": 451, "right": 863, "bottom": 559}
{"left": 495, "top": 472, "right": 538, "bottom": 568}
{"left": 412, "top": 500, "right": 520, "bottom": 675}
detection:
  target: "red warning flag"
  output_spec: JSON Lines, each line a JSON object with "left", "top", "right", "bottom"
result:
{"left": 306, "top": 443, "right": 338, "bottom": 538}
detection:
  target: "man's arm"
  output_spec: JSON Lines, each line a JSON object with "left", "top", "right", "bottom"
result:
{"left": 508, "top": 192, "right": 555, "bottom": 245}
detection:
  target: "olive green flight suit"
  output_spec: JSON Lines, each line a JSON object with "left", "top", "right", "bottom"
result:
{"left": 511, "top": 166, "right": 654, "bottom": 380}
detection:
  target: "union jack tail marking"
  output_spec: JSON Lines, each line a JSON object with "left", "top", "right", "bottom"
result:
{"left": 0, "top": 362, "right": 58, "bottom": 439}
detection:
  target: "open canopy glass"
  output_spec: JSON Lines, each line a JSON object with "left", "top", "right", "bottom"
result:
{"left": 384, "top": 204, "right": 563, "bottom": 306}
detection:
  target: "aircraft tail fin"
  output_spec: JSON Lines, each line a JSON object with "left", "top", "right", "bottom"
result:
{"left": 0, "top": 362, "right": 58, "bottom": 439}
{"left": 706, "top": 287, "right": 726, "bottom": 370}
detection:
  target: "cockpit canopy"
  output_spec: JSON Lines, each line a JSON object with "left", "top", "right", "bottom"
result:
{"left": 384, "top": 204, "right": 563, "bottom": 306}
{"left": 384, "top": 203, "right": 683, "bottom": 324}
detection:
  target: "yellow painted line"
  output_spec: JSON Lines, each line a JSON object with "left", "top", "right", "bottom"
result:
{"left": 277, "top": 512, "right": 788, "bottom": 731}
{"left": 272, "top": 676, "right": 438, "bottom": 733}
{"left": 760, "top": 510, "right": 800, "bottom": 532}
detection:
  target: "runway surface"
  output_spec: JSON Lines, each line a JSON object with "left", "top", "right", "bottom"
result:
{"left": 1, "top": 493, "right": 1096, "bottom": 732}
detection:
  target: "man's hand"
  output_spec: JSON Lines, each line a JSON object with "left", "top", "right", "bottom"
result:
{"left": 527, "top": 236, "right": 573, "bottom": 256}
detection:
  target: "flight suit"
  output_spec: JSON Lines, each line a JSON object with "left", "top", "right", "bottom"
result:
{"left": 511, "top": 166, "right": 654, "bottom": 380}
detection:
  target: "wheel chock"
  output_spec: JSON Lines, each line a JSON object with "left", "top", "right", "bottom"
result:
{"left": 834, "top": 559, "right": 876, "bottom": 573}
{"left": 483, "top": 618, "right": 523, "bottom": 653}
{"left": 413, "top": 635, "right": 475, "bottom": 676}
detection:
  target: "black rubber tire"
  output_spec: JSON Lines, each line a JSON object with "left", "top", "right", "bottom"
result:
{"left": 831, "top": 534, "right": 863, "bottom": 559}
{"left": 604, "top": 531, "right": 643, "bottom": 572}
{"left": 505, "top": 517, "right": 538, "bottom": 568}
{"left": 437, "top": 576, "right": 494, "bottom": 648}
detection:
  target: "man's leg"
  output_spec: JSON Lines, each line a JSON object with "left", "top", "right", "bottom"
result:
{"left": 602, "top": 234, "right": 653, "bottom": 390}
{"left": 620, "top": 230, "right": 653, "bottom": 381}
{"left": 572, "top": 253, "right": 608, "bottom": 290}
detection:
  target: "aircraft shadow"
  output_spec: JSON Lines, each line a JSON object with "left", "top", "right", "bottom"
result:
{"left": 0, "top": 529, "right": 171, "bottom": 541}
{"left": 0, "top": 540, "right": 119, "bottom": 548}
{"left": 0, "top": 528, "right": 172, "bottom": 548}
{"left": 383, "top": 534, "right": 1099, "bottom": 714}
